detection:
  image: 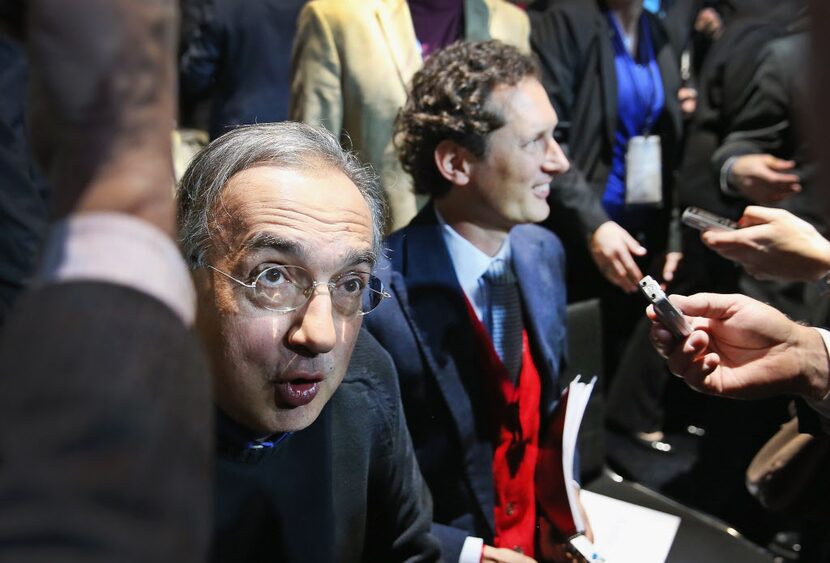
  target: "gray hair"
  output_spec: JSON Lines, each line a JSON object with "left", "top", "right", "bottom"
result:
{"left": 177, "top": 122, "right": 386, "bottom": 267}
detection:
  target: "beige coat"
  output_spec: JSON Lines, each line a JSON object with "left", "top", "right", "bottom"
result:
{"left": 290, "top": 0, "right": 529, "bottom": 231}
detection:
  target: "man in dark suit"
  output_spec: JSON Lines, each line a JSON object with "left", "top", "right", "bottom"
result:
{"left": 710, "top": 19, "right": 823, "bottom": 320}
{"left": 364, "top": 41, "right": 581, "bottom": 563}
{"left": 179, "top": 0, "right": 307, "bottom": 139}
{"left": 176, "top": 122, "right": 440, "bottom": 563}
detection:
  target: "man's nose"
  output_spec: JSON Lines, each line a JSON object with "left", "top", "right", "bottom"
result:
{"left": 287, "top": 288, "right": 338, "bottom": 355}
{"left": 543, "top": 139, "right": 570, "bottom": 176}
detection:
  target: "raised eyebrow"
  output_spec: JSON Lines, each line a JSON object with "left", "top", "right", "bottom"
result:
{"left": 342, "top": 248, "right": 377, "bottom": 270}
{"left": 242, "top": 232, "right": 306, "bottom": 256}
{"left": 243, "top": 233, "right": 376, "bottom": 269}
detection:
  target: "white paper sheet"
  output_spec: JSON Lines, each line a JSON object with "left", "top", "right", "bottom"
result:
{"left": 562, "top": 375, "right": 597, "bottom": 532}
{"left": 580, "top": 490, "right": 681, "bottom": 563}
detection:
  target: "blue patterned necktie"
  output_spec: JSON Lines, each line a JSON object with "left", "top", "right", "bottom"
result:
{"left": 482, "top": 258, "right": 523, "bottom": 383}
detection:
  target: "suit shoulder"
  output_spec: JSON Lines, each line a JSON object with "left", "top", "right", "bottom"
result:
{"left": 528, "top": 0, "right": 603, "bottom": 58}
{"left": 299, "top": 0, "right": 376, "bottom": 24}
{"left": 487, "top": 0, "right": 529, "bottom": 29}
{"left": 513, "top": 224, "right": 564, "bottom": 253}
{"left": 643, "top": 10, "right": 674, "bottom": 49}
{"left": 530, "top": 0, "right": 601, "bottom": 28}
{"left": 381, "top": 224, "right": 416, "bottom": 271}
{"left": 486, "top": 0, "right": 530, "bottom": 51}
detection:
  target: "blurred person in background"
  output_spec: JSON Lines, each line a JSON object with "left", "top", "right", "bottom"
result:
{"left": 528, "top": 0, "right": 683, "bottom": 385}
{"left": 0, "top": 0, "right": 212, "bottom": 560}
{"left": 290, "top": 0, "right": 530, "bottom": 231}
{"left": 606, "top": 0, "right": 807, "bottom": 456}
{"left": 179, "top": 0, "right": 308, "bottom": 140}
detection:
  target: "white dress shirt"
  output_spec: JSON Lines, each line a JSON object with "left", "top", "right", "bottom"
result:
{"left": 435, "top": 209, "right": 511, "bottom": 563}
{"left": 436, "top": 209, "right": 512, "bottom": 325}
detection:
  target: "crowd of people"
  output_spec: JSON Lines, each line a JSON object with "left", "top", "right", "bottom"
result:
{"left": 1, "top": 0, "right": 829, "bottom": 562}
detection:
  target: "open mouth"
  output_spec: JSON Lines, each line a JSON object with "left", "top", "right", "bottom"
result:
{"left": 532, "top": 183, "right": 551, "bottom": 198}
{"left": 273, "top": 378, "right": 322, "bottom": 408}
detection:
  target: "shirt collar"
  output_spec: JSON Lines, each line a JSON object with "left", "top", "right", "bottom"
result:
{"left": 435, "top": 208, "right": 511, "bottom": 303}
{"left": 215, "top": 407, "right": 291, "bottom": 463}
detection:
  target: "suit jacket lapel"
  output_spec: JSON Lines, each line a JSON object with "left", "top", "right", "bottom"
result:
{"left": 649, "top": 15, "right": 682, "bottom": 149}
{"left": 464, "top": 0, "right": 490, "bottom": 42}
{"left": 394, "top": 204, "right": 496, "bottom": 535}
{"left": 376, "top": 0, "right": 422, "bottom": 89}
{"left": 511, "top": 229, "right": 566, "bottom": 417}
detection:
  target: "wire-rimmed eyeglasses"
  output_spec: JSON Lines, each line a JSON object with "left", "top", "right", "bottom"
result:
{"left": 206, "top": 264, "right": 390, "bottom": 317}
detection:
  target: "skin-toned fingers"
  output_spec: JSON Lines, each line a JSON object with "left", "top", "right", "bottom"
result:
{"left": 648, "top": 322, "right": 676, "bottom": 358}
{"left": 608, "top": 257, "right": 630, "bottom": 288}
{"left": 699, "top": 227, "right": 731, "bottom": 247}
{"left": 665, "top": 292, "right": 741, "bottom": 321}
{"left": 482, "top": 545, "right": 537, "bottom": 563}
{"left": 758, "top": 166, "right": 801, "bottom": 189}
{"left": 701, "top": 239, "right": 760, "bottom": 264}
{"left": 763, "top": 156, "right": 796, "bottom": 171}
{"left": 615, "top": 239, "right": 644, "bottom": 290}
{"left": 700, "top": 352, "right": 721, "bottom": 375}
{"left": 739, "top": 205, "right": 784, "bottom": 226}
{"left": 665, "top": 329, "right": 710, "bottom": 378}
{"left": 623, "top": 232, "right": 647, "bottom": 257}
{"left": 701, "top": 225, "right": 774, "bottom": 270}
{"left": 619, "top": 256, "right": 643, "bottom": 291}
{"left": 662, "top": 252, "right": 682, "bottom": 283}
{"left": 591, "top": 222, "right": 646, "bottom": 292}
{"left": 673, "top": 349, "right": 721, "bottom": 394}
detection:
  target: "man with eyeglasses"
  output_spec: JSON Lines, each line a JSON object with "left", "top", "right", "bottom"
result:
{"left": 176, "top": 121, "right": 440, "bottom": 563}
{"left": 364, "top": 41, "right": 584, "bottom": 563}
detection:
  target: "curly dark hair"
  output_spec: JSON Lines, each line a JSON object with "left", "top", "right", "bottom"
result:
{"left": 395, "top": 40, "right": 539, "bottom": 198}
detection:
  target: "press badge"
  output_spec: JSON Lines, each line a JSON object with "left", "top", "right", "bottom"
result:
{"left": 625, "top": 135, "right": 662, "bottom": 205}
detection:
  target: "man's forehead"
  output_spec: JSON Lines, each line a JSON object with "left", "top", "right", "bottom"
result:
{"left": 239, "top": 230, "right": 376, "bottom": 267}
{"left": 490, "top": 77, "right": 554, "bottom": 120}
{"left": 209, "top": 164, "right": 374, "bottom": 262}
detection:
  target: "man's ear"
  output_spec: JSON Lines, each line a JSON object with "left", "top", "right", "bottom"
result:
{"left": 434, "top": 139, "right": 474, "bottom": 187}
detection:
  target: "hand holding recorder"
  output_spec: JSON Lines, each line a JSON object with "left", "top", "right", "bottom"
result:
{"left": 645, "top": 292, "right": 830, "bottom": 401}
{"left": 700, "top": 206, "right": 830, "bottom": 282}
{"left": 639, "top": 276, "right": 691, "bottom": 338}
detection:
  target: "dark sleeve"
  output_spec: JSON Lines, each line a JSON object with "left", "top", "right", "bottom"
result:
{"left": 530, "top": 5, "right": 610, "bottom": 236}
{"left": 530, "top": 6, "right": 581, "bottom": 139}
{"left": 0, "top": 37, "right": 49, "bottom": 322}
{"left": 710, "top": 37, "right": 791, "bottom": 182}
{"left": 179, "top": 1, "right": 223, "bottom": 101}
{"left": 430, "top": 523, "right": 468, "bottom": 562}
{"left": 0, "top": 282, "right": 212, "bottom": 563}
{"left": 354, "top": 331, "right": 443, "bottom": 563}
{"left": 659, "top": 0, "right": 705, "bottom": 54}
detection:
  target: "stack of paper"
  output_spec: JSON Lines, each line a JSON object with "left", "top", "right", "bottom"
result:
{"left": 561, "top": 375, "right": 596, "bottom": 534}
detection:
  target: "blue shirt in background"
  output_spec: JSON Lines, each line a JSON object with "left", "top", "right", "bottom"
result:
{"left": 602, "top": 12, "right": 665, "bottom": 233}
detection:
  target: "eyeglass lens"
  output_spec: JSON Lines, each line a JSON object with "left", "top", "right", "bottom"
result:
{"left": 252, "top": 265, "right": 385, "bottom": 315}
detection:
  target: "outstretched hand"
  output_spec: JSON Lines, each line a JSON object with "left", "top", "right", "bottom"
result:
{"left": 702, "top": 206, "right": 830, "bottom": 282}
{"left": 647, "top": 293, "right": 830, "bottom": 401}
{"left": 728, "top": 154, "right": 801, "bottom": 204}
{"left": 590, "top": 221, "right": 646, "bottom": 293}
